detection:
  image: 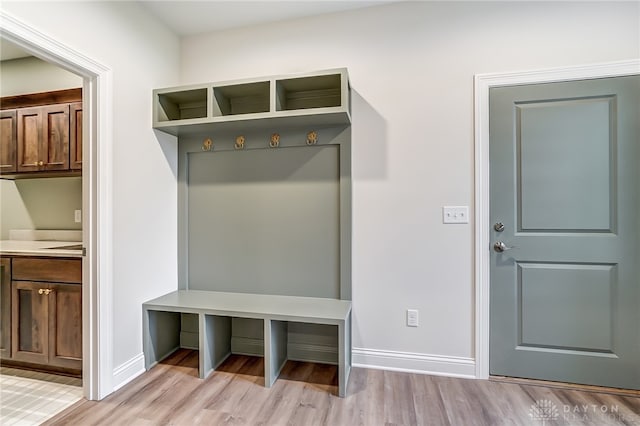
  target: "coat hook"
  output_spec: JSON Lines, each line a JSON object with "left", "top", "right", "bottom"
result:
{"left": 202, "top": 138, "right": 213, "bottom": 151}
{"left": 306, "top": 131, "right": 318, "bottom": 145}
{"left": 235, "top": 135, "right": 245, "bottom": 150}
{"left": 270, "top": 133, "right": 280, "bottom": 148}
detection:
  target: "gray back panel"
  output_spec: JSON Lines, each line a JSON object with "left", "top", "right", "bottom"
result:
{"left": 187, "top": 145, "right": 340, "bottom": 298}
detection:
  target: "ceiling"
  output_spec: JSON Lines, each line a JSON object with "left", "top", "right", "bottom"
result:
{"left": 138, "top": 1, "right": 395, "bottom": 36}
{"left": 0, "top": 1, "right": 395, "bottom": 61}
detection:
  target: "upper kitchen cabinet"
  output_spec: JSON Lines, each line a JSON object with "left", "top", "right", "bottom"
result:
{"left": 18, "top": 104, "right": 70, "bottom": 172}
{"left": 153, "top": 68, "right": 350, "bottom": 137}
{"left": 70, "top": 102, "right": 83, "bottom": 170}
{"left": 0, "top": 88, "right": 82, "bottom": 179}
{"left": 0, "top": 110, "right": 17, "bottom": 173}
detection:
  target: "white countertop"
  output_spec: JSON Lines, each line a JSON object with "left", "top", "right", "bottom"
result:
{"left": 0, "top": 240, "right": 83, "bottom": 258}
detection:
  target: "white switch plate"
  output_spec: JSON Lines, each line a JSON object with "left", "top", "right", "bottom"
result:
{"left": 443, "top": 206, "right": 469, "bottom": 224}
{"left": 407, "top": 309, "right": 419, "bottom": 327}
{"left": 74, "top": 209, "right": 82, "bottom": 223}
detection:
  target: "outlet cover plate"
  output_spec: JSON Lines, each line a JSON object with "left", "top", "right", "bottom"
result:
{"left": 407, "top": 309, "right": 419, "bottom": 327}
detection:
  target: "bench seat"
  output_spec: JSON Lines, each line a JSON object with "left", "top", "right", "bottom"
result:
{"left": 143, "top": 290, "right": 352, "bottom": 397}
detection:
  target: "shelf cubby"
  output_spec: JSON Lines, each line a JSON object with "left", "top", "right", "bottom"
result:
{"left": 276, "top": 73, "right": 342, "bottom": 111}
{"left": 213, "top": 81, "right": 270, "bottom": 116}
{"left": 157, "top": 88, "right": 208, "bottom": 122}
{"left": 153, "top": 68, "right": 350, "bottom": 136}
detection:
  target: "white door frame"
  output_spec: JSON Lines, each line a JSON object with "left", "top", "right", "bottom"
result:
{"left": 0, "top": 11, "right": 114, "bottom": 399}
{"left": 474, "top": 59, "right": 640, "bottom": 380}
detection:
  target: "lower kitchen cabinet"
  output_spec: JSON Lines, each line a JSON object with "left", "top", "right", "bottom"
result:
{"left": 12, "top": 281, "right": 49, "bottom": 365}
{"left": 0, "top": 258, "right": 11, "bottom": 359}
{"left": 4, "top": 256, "right": 82, "bottom": 374}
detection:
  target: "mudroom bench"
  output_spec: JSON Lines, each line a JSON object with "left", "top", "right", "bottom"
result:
{"left": 143, "top": 290, "right": 352, "bottom": 397}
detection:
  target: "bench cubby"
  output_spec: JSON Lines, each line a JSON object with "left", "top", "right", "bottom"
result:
{"left": 143, "top": 290, "right": 352, "bottom": 396}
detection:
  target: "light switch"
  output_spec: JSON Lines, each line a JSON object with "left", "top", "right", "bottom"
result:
{"left": 443, "top": 206, "right": 469, "bottom": 224}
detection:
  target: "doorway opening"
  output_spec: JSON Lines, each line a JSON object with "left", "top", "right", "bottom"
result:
{"left": 0, "top": 9, "right": 113, "bottom": 404}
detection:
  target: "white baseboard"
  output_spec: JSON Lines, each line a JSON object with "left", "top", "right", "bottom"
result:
{"left": 112, "top": 353, "right": 146, "bottom": 392}
{"left": 352, "top": 347, "right": 476, "bottom": 379}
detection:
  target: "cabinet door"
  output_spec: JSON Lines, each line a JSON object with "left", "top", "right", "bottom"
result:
{"left": 12, "top": 281, "right": 49, "bottom": 364}
{"left": 16, "top": 107, "right": 42, "bottom": 172}
{"left": 41, "top": 104, "right": 70, "bottom": 171}
{"left": 48, "top": 283, "right": 82, "bottom": 370}
{"left": 0, "top": 110, "right": 17, "bottom": 173}
{"left": 70, "top": 103, "right": 82, "bottom": 170}
{"left": 0, "top": 258, "right": 10, "bottom": 359}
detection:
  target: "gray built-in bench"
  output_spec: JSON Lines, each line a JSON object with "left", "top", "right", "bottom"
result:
{"left": 143, "top": 290, "right": 352, "bottom": 396}
{"left": 144, "top": 68, "right": 352, "bottom": 396}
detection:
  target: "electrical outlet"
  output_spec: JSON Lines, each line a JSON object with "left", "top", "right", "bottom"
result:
{"left": 74, "top": 209, "right": 82, "bottom": 223}
{"left": 407, "top": 309, "right": 419, "bottom": 327}
{"left": 443, "top": 206, "right": 469, "bottom": 224}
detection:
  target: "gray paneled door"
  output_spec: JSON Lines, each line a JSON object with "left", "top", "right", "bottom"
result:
{"left": 489, "top": 75, "right": 639, "bottom": 389}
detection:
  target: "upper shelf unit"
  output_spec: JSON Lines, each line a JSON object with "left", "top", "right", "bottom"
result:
{"left": 153, "top": 68, "right": 350, "bottom": 136}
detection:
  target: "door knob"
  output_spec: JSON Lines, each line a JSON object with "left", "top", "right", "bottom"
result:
{"left": 493, "top": 241, "right": 514, "bottom": 252}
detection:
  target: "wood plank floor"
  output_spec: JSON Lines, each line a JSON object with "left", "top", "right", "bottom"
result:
{"left": 45, "top": 349, "right": 639, "bottom": 425}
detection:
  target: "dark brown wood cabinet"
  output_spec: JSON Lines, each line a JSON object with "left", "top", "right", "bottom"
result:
{"left": 0, "top": 111, "right": 17, "bottom": 173}
{"left": 1, "top": 88, "right": 82, "bottom": 178}
{"left": 17, "top": 104, "right": 70, "bottom": 172}
{"left": 0, "top": 258, "right": 11, "bottom": 359}
{"left": 70, "top": 102, "right": 83, "bottom": 170}
{"left": 12, "top": 281, "right": 49, "bottom": 365}
{"left": 49, "top": 282, "right": 82, "bottom": 369}
{"left": 4, "top": 257, "right": 82, "bottom": 374}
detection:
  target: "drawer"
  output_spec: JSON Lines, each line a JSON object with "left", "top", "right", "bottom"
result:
{"left": 12, "top": 257, "right": 82, "bottom": 284}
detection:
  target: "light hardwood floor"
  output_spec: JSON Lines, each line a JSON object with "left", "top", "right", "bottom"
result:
{"left": 44, "top": 349, "right": 639, "bottom": 425}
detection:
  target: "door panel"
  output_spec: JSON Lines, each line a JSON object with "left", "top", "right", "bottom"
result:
{"left": 70, "top": 103, "right": 82, "bottom": 170}
{"left": 12, "top": 281, "right": 49, "bottom": 364}
{"left": 42, "top": 104, "right": 70, "bottom": 171}
{"left": 49, "top": 283, "right": 82, "bottom": 369}
{"left": 0, "top": 258, "right": 11, "bottom": 359}
{"left": 518, "top": 97, "right": 614, "bottom": 231}
{"left": 518, "top": 263, "right": 614, "bottom": 352}
{"left": 17, "top": 107, "right": 42, "bottom": 172}
{"left": 489, "top": 75, "right": 639, "bottom": 389}
{"left": 0, "top": 110, "right": 17, "bottom": 173}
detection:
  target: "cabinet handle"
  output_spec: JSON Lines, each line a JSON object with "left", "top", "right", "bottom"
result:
{"left": 45, "top": 289, "right": 52, "bottom": 295}
{"left": 34, "top": 161, "right": 39, "bottom": 166}
{"left": 38, "top": 288, "right": 44, "bottom": 295}
{"left": 39, "top": 161, "right": 44, "bottom": 166}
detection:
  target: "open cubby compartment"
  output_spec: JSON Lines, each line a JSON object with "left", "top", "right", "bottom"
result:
{"left": 156, "top": 87, "right": 208, "bottom": 122}
{"left": 276, "top": 72, "right": 343, "bottom": 111}
{"left": 213, "top": 81, "right": 270, "bottom": 116}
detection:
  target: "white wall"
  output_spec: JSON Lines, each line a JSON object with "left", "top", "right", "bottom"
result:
{"left": 181, "top": 1, "right": 639, "bottom": 372}
{"left": 0, "top": 178, "right": 83, "bottom": 239}
{"left": 0, "top": 56, "right": 83, "bottom": 239}
{"left": 0, "top": 56, "right": 82, "bottom": 97}
{"left": 1, "top": 0, "right": 181, "bottom": 388}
